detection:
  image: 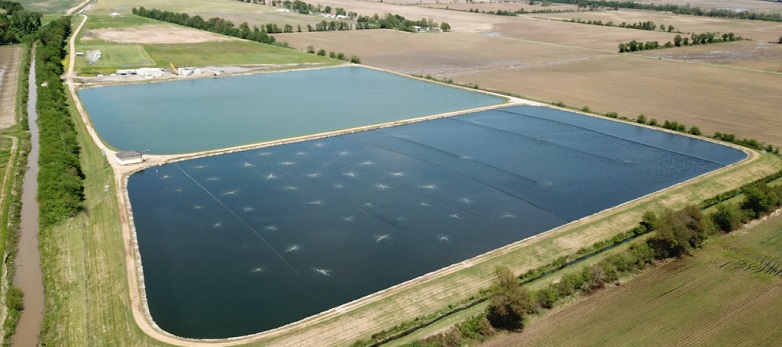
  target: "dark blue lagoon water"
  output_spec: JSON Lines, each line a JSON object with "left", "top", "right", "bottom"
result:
{"left": 129, "top": 106, "right": 746, "bottom": 338}
{"left": 78, "top": 66, "right": 505, "bottom": 154}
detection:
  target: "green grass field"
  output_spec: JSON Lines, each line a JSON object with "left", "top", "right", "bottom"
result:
{"left": 76, "top": 44, "right": 156, "bottom": 74}
{"left": 84, "top": 14, "right": 160, "bottom": 29}
{"left": 73, "top": 15, "right": 337, "bottom": 74}
{"left": 15, "top": 0, "right": 82, "bottom": 14}
{"left": 144, "top": 41, "right": 334, "bottom": 67}
{"left": 506, "top": 212, "right": 782, "bottom": 347}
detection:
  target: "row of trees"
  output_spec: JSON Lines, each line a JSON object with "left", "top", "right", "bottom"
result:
{"left": 234, "top": 0, "right": 356, "bottom": 18}
{"left": 548, "top": 0, "right": 782, "bottom": 22}
{"left": 465, "top": 7, "right": 571, "bottom": 16}
{"left": 35, "top": 16, "right": 85, "bottom": 227}
{"left": 567, "top": 18, "right": 678, "bottom": 33}
{"left": 355, "top": 13, "right": 450, "bottom": 32}
{"left": 617, "top": 110, "right": 778, "bottom": 154}
{"left": 618, "top": 31, "right": 742, "bottom": 52}
{"left": 713, "top": 132, "right": 780, "bottom": 154}
{"left": 132, "top": 7, "right": 277, "bottom": 44}
{"left": 305, "top": 45, "right": 360, "bottom": 63}
{"left": 232, "top": 0, "right": 451, "bottom": 32}
{"left": 0, "top": 1, "right": 42, "bottom": 44}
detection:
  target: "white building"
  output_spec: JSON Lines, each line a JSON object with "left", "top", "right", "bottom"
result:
{"left": 137, "top": 68, "right": 164, "bottom": 78}
{"left": 115, "top": 151, "right": 143, "bottom": 165}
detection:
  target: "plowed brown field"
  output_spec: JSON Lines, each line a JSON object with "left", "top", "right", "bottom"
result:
{"left": 0, "top": 46, "right": 21, "bottom": 129}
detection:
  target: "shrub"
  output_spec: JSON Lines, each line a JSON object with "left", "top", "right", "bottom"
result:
{"left": 711, "top": 203, "right": 743, "bottom": 232}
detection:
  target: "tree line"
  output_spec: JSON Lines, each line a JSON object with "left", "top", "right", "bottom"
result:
{"left": 465, "top": 7, "right": 571, "bottom": 16}
{"left": 0, "top": 1, "right": 42, "bottom": 44}
{"left": 567, "top": 18, "right": 679, "bottom": 33}
{"left": 584, "top": 106, "right": 779, "bottom": 154}
{"left": 231, "top": 0, "right": 451, "bottom": 32}
{"left": 618, "top": 31, "right": 742, "bottom": 53}
{"left": 548, "top": 0, "right": 782, "bottom": 22}
{"left": 132, "top": 7, "right": 277, "bottom": 43}
{"left": 35, "top": 16, "right": 85, "bottom": 227}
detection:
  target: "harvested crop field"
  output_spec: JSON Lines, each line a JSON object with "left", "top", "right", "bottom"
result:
{"left": 282, "top": 29, "right": 782, "bottom": 146}
{"left": 0, "top": 46, "right": 21, "bottom": 129}
{"left": 643, "top": 40, "right": 782, "bottom": 72}
{"left": 482, "top": 210, "right": 782, "bottom": 347}
{"left": 635, "top": 0, "right": 782, "bottom": 14}
{"left": 534, "top": 8, "right": 782, "bottom": 43}
{"left": 81, "top": 24, "right": 238, "bottom": 44}
{"left": 423, "top": 1, "right": 580, "bottom": 13}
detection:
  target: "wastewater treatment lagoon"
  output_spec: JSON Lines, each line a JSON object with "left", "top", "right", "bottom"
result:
{"left": 125, "top": 102, "right": 746, "bottom": 337}
{"left": 79, "top": 65, "right": 746, "bottom": 338}
{"left": 78, "top": 66, "right": 506, "bottom": 154}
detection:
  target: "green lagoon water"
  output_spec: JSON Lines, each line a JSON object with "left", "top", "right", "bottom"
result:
{"left": 78, "top": 66, "right": 506, "bottom": 154}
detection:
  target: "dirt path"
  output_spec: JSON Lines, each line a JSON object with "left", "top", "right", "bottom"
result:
{"left": 66, "top": 0, "right": 94, "bottom": 15}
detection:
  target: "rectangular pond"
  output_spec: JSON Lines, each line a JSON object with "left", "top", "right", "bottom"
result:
{"left": 78, "top": 66, "right": 506, "bottom": 154}
{"left": 128, "top": 105, "right": 746, "bottom": 338}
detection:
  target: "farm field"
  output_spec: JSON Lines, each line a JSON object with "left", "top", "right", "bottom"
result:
{"left": 88, "top": 0, "right": 322, "bottom": 28}
{"left": 16, "top": 0, "right": 82, "bottom": 13}
{"left": 635, "top": 0, "right": 782, "bottom": 14}
{"left": 0, "top": 46, "right": 21, "bottom": 129}
{"left": 281, "top": 29, "right": 782, "bottom": 146}
{"left": 534, "top": 8, "right": 782, "bottom": 43}
{"left": 73, "top": 0, "right": 782, "bottom": 149}
{"left": 643, "top": 40, "right": 782, "bottom": 72}
{"left": 482, "top": 210, "right": 782, "bottom": 347}
{"left": 73, "top": 17, "right": 337, "bottom": 74}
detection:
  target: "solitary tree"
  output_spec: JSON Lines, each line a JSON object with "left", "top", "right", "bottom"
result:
{"left": 486, "top": 266, "right": 532, "bottom": 331}
{"left": 440, "top": 22, "right": 451, "bottom": 32}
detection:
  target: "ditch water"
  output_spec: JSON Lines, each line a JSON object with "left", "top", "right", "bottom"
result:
{"left": 129, "top": 105, "right": 745, "bottom": 338}
{"left": 78, "top": 66, "right": 506, "bottom": 154}
{"left": 12, "top": 56, "right": 44, "bottom": 347}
